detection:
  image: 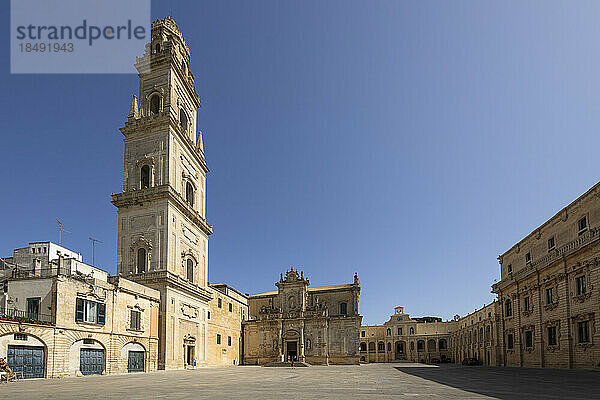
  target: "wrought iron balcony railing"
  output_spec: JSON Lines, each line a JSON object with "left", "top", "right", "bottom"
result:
{"left": 0, "top": 307, "right": 54, "bottom": 325}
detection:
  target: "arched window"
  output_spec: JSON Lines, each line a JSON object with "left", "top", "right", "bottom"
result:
{"left": 505, "top": 299, "right": 513, "bottom": 317}
{"left": 439, "top": 339, "right": 447, "bottom": 350}
{"left": 187, "top": 259, "right": 194, "bottom": 283}
{"left": 417, "top": 340, "right": 425, "bottom": 351}
{"left": 150, "top": 95, "right": 160, "bottom": 115}
{"left": 137, "top": 248, "right": 146, "bottom": 273}
{"left": 409, "top": 327, "right": 414, "bottom": 335}
{"left": 339, "top": 302, "right": 347, "bottom": 315}
{"left": 180, "top": 108, "right": 188, "bottom": 131}
{"left": 378, "top": 342, "right": 385, "bottom": 352}
{"left": 141, "top": 165, "right": 150, "bottom": 189}
{"left": 186, "top": 182, "right": 194, "bottom": 207}
{"left": 368, "top": 342, "right": 375, "bottom": 352}
{"left": 155, "top": 43, "right": 160, "bottom": 53}
{"left": 386, "top": 328, "right": 391, "bottom": 336}
{"left": 360, "top": 342, "right": 367, "bottom": 352}
{"left": 427, "top": 339, "right": 436, "bottom": 351}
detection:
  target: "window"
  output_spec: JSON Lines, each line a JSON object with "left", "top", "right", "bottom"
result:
{"left": 368, "top": 342, "right": 375, "bottom": 352}
{"left": 150, "top": 95, "right": 160, "bottom": 115}
{"left": 507, "top": 264, "right": 512, "bottom": 273}
{"left": 507, "top": 334, "right": 514, "bottom": 349}
{"left": 575, "top": 276, "right": 587, "bottom": 295}
{"left": 398, "top": 327, "right": 402, "bottom": 335}
{"left": 340, "top": 302, "right": 347, "bottom": 315}
{"left": 155, "top": 43, "right": 160, "bottom": 53}
{"left": 578, "top": 321, "right": 590, "bottom": 343}
{"left": 228, "top": 336, "right": 232, "bottom": 346}
{"left": 14, "top": 333, "right": 27, "bottom": 341}
{"left": 417, "top": 340, "right": 424, "bottom": 351}
{"left": 180, "top": 108, "right": 188, "bottom": 131}
{"left": 130, "top": 309, "right": 141, "bottom": 330}
{"left": 546, "top": 287, "right": 554, "bottom": 304}
{"left": 185, "top": 182, "right": 194, "bottom": 207}
{"left": 360, "top": 342, "right": 367, "bottom": 352}
{"left": 216, "top": 334, "right": 221, "bottom": 345}
{"left": 218, "top": 298, "right": 222, "bottom": 308}
{"left": 361, "top": 331, "right": 365, "bottom": 337}
{"left": 578, "top": 216, "right": 587, "bottom": 234}
{"left": 505, "top": 299, "right": 513, "bottom": 317}
{"left": 410, "top": 327, "right": 414, "bottom": 335}
{"left": 229, "top": 303, "right": 233, "bottom": 312}
{"left": 386, "top": 328, "right": 391, "bottom": 336}
{"left": 524, "top": 296, "right": 531, "bottom": 311}
{"left": 76, "top": 298, "right": 106, "bottom": 325}
{"left": 525, "top": 252, "right": 531, "bottom": 264}
{"left": 378, "top": 342, "right": 385, "bottom": 352}
{"left": 137, "top": 248, "right": 147, "bottom": 273}
{"left": 525, "top": 331, "right": 533, "bottom": 348}
{"left": 26, "top": 297, "right": 40, "bottom": 319}
{"left": 83, "top": 338, "right": 95, "bottom": 345}
{"left": 547, "top": 236, "right": 555, "bottom": 251}
{"left": 547, "top": 326, "right": 557, "bottom": 346}
{"left": 207, "top": 311, "right": 211, "bottom": 319}
{"left": 187, "top": 259, "right": 194, "bottom": 283}
{"left": 141, "top": 165, "right": 150, "bottom": 189}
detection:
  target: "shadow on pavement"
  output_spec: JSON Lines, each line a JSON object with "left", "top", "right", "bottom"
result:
{"left": 394, "top": 365, "right": 600, "bottom": 400}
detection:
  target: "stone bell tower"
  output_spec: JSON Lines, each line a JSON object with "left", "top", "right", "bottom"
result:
{"left": 112, "top": 17, "right": 213, "bottom": 369}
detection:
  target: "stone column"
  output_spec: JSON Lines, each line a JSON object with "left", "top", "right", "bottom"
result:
{"left": 300, "top": 322, "right": 305, "bottom": 362}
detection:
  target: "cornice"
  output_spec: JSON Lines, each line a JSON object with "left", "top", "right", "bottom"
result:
{"left": 111, "top": 184, "right": 213, "bottom": 236}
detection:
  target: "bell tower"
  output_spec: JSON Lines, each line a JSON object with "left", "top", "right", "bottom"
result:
{"left": 112, "top": 17, "right": 212, "bottom": 369}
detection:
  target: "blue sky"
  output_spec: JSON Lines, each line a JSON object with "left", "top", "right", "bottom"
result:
{"left": 2, "top": 1, "right": 600, "bottom": 324}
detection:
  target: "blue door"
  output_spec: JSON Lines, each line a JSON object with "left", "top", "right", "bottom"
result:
{"left": 7, "top": 345, "right": 45, "bottom": 379}
{"left": 80, "top": 348, "right": 104, "bottom": 375}
{"left": 127, "top": 351, "right": 145, "bottom": 373}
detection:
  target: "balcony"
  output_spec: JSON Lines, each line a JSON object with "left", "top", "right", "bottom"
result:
{"left": 0, "top": 307, "right": 54, "bottom": 325}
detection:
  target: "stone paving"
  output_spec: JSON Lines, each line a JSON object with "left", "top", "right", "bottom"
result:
{"left": 2, "top": 363, "right": 599, "bottom": 399}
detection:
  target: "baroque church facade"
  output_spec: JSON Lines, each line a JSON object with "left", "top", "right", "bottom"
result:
{"left": 243, "top": 269, "right": 362, "bottom": 365}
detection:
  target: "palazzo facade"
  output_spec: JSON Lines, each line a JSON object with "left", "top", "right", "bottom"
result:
{"left": 243, "top": 269, "right": 362, "bottom": 365}
{"left": 360, "top": 307, "right": 455, "bottom": 363}
{"left": 492, "top": 182, "right": 600, "bottom": 370}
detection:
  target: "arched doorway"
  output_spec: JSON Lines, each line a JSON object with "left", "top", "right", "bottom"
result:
{"left": 183, "top": 336, "right": 196, "bottom": 367}
{"left": 122, "top": 342, "right": 146, "bottom": 373}
{"left": 395, "top": 340, "right": 406, "bottom": 360}
{"left": 70, "top": 338, "right": 106, "bottom": 376}
{"left": 1, "top": 332, "right": 47, "bottom": 379}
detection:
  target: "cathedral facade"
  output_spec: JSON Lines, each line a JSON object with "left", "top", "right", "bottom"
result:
{"left": 243, "top": 269, "right": 362, "bottom": 365}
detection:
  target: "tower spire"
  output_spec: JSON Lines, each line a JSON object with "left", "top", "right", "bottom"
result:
{"left": 128, "top": 95, "right": 139, "bottom": 119}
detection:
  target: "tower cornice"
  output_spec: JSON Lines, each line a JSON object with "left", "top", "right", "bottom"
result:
{"left": 111, "top": 184, "right": 213, "bottom": 236}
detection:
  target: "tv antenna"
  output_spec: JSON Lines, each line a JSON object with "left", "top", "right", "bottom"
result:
{"left": 56, "top": 219, "right": 71, "bottom": 245}
{"left": 89, "top": 237, "right": 103, "bottom": 266}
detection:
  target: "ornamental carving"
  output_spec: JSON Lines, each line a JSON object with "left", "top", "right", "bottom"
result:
{"left": 544, "top": 303, "right": 558, "bottom": 312}
{"left": 573, "top": 292, "right": 592, "bottom": 303}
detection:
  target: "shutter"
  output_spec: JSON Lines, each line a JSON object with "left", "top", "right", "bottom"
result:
{"left": 75, "top": 298, "right": 84, "bottom": 322}
{"left": 97, "top": 303, "right": 106, "bottom": 325}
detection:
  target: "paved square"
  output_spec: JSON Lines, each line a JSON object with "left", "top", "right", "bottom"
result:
{"left": 2, "top": 363, "right": 598, "bottom": 399}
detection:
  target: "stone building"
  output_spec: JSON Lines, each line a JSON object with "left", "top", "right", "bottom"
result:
{"left": 492, "top": 182, "right": 600, "bottom": 370}
{"left": 449, "top": 301, "right": 502, "bottom": 366}
{"left": 111, "top": 17, "right": 215, "bottom": 370}
{"left": 243, "top": 268, "right": 362, "bottom": 365}
{"left": 0, "top": 246, "right": 160, "bottom": 378}
{"left": 360, "top": 307, "right": 456, "bottom": 363}
{"left": 206, "top": 283, "right": 248, "bottom": 366}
